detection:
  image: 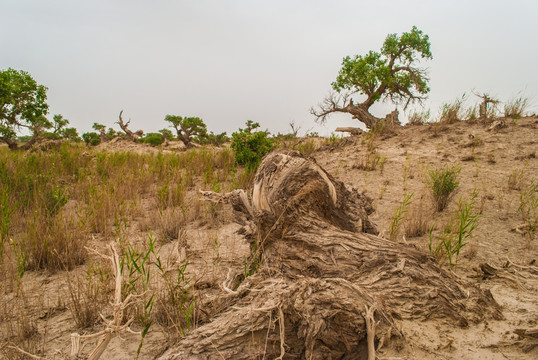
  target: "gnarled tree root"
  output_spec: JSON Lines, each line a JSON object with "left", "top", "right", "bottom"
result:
{"left": 159, "top": 151, "right": 502, "bottom": 359}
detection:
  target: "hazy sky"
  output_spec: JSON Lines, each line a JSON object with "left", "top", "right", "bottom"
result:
{"left": 1, "top": 0, "right": 537, "bottom": 136}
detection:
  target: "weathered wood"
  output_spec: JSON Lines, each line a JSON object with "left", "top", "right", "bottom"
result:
{"left": 117, "top": 110, "right": 144, "bottom": 142}
{"left": 335, "top": 127, "right": 364, "bottom": 135}
{"left": 159, "top": 151, "right": 502, "bottom": 360}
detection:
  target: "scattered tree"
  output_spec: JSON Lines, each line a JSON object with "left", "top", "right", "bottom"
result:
{"left": 312, "top": 26, "right": 432, "bottom": 129}
{"left": 82, "top": 132, "right": 101, "bottom": 146}
{"left": 0, "top": 68, "right": 50, "bottom": 149}
{"left": 61, "top": 127, "right": 81, "bottom": 142}
{"left": 159, "top": 128, "right": 175, "bottom": 141}
{"left": 164, "top": 115, "right": 208, "bottom": 146}
{"left": 93, "top": 122, "right": 110, "bottom": 143}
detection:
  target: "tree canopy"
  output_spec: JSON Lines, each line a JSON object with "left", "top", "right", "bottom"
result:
{"left": 312, "top": 26, "right": 432, "bottom": 129}
{"left": 164, "top": 115, "right": 207, "bottom": 146}
{"left": 0, "top": 68, "right": 50, "bottom": 149}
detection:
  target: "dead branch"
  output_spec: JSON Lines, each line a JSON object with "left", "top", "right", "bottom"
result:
{"left": 117, "top": 110, "right": 144, "bottom": 142}
{"left": 71, "top": 243, "right": 142, "bottom": 360}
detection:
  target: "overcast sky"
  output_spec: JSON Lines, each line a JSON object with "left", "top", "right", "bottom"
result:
{"left": 1, "top": 0, "right": 537, "bottom": 136}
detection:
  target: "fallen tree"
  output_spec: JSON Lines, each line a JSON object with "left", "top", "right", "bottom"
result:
{"left": 159, "top": 151, "right": 502, "bottom": 360}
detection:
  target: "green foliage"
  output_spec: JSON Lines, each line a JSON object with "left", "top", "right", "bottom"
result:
{"left": 0, "top": 68, "right": 50, "bottom": 149}
{"left": 332, "top": 26, "right": 432, "bottom": 108}
{"left": 429, "top": 189, "right": 480, "bottom": 268}
{"left": 426, "top": 165, "right": 461, "bottom": 211}
{"left": 141, "top": 132, "right": 164, "bottom": 147}
{"left": 82, "top": 132, "right": 101, "bottom": 146}
{"left": 231, "top": 121, "right": 274, "bottom": 172}
{"left": 159, "top": 128, "right": 174, "bottom": 141}
{"left": 201, "top": 131, "right": 229, "bottom": 146}
{"left": 164, "top": 115, "right": 208, "bottom": 146}
{"left": 61, "top": 127, "right": 82, "bottom": 142}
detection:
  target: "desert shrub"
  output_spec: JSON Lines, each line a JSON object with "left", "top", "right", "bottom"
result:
{"left": 231, "top": 121, "right": 274, "bottom": 172}
{"left": 141, "top": 132, "right": 164, "bottom": 147}
{"left": 404, "top": 201, "right": 429, "bottom": 238}
{"left": 201, "top": 131, "right": 229, "bottom": 146}
{"left": 504, "top": 96, "right": 529, "bottom": 119}
{"left": 429, "top": 189, "right": 480, "bottom": 268}
{"left": 82, "top": 132, "right": 101, "bottom": 146}
{"left": 508, "top": 166, "right": 527, "bottom": 190}
{"left": 407, "top": 109, "right": 430, "bottom": 125}
{"left": 439, "top": 95, "right": 465, "bottom": 123}
{"left": 426, "top": 165, "right": 461, "bottom": 211}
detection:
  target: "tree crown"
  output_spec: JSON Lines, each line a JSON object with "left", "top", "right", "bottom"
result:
{"left": 332, "top": 26, "right": 432, "bottom": 109}
{"left": 0, "top": 68, "right": 50, "bottom": 147}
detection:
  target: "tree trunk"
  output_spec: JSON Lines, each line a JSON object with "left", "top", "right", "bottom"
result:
{"left": 335, "top": 127, "right": 364, "bottom": 136}
{"left": 117, "top": 110, "right": 143, "bottom": 142}
{"left": 158, "top": 151, "right": 502, "bottom": 360}
{"left": 341, "top": 103, "right": 400, "bottom": 130}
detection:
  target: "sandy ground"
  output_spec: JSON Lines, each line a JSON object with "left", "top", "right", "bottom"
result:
{"left": 1, "top": 117, "right": 537, "bottom": 359}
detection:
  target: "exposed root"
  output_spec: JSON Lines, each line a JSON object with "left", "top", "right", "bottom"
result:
{"left": 364, "top": 305, "right": 377, "bottom": 360}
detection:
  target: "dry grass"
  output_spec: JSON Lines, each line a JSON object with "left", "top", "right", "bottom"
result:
{"left": 504, "top": 96, "right": 530, "bottom": 119}
{"left": 405, "top": 200, "right": 430, "bottom": 238}
{"left": 0, "top": 142, "right": 251, "bottom": 357}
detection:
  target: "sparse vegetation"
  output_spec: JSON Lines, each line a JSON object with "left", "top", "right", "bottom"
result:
{"left": 439, "top": 95, "right": 465, "bottom": 124}
{"left": 429, "top": 189, "right": 481, "bottom": 268}
{"left": 407, "top": 109, "right": 430, "bottom": 125}
{"left": 504, "top": 96, "right": 530, "bottom": 119}
{"left": 390, "top": 192, "right": 413, "bottom": 240}
{"left": 517, "top": 179, "right": 538, "bottom": 243}
{"left": 426, "top": 165, "right": 461, "bottom": 211}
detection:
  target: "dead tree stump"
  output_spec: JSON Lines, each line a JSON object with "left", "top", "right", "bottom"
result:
{"left": 158, "top": 151, "right": 502, "bottom": 360}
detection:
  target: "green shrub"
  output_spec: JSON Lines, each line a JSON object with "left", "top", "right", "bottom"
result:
{"left": 201, "top": 131, "right": 229, "bottom": 146}
{"left": 429, "top": 189, "right": 480, "bottom": 268}
{"left": 426, "top": 165, "right": 461, "bottom": 211}
{"left": 141, "top": 132, "right": 164, "bottom": 147}
{"left": 231, "top": 121, "right": 274, "bottom": 172}
{"left": 82, "top": 132, "right": 101, "bottom": 146}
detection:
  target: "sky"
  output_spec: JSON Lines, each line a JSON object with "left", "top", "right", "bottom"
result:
{"left": 1, "top": 0, "right": 537, "bottom": 136}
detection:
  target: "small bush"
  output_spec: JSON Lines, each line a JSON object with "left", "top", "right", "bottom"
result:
{"left": 407, "top": 109, "right": 430, "bottom": 125}
{"left": 82, "top": 132, "right": 101, "bottom": 146}
{"left": 439, "top": 95, "right": 465, "bottom": 123}
{"left": 426, "top": 165, "right": 461, "bottom": 211}
{"left": 504, "top": 96, "right": 529, "bottom": 119}
{"left": 141, "top": 132, "right": 164, "bottom": 147}
{"left": 231, "top": 121, "right": 274, "bottom": 172}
